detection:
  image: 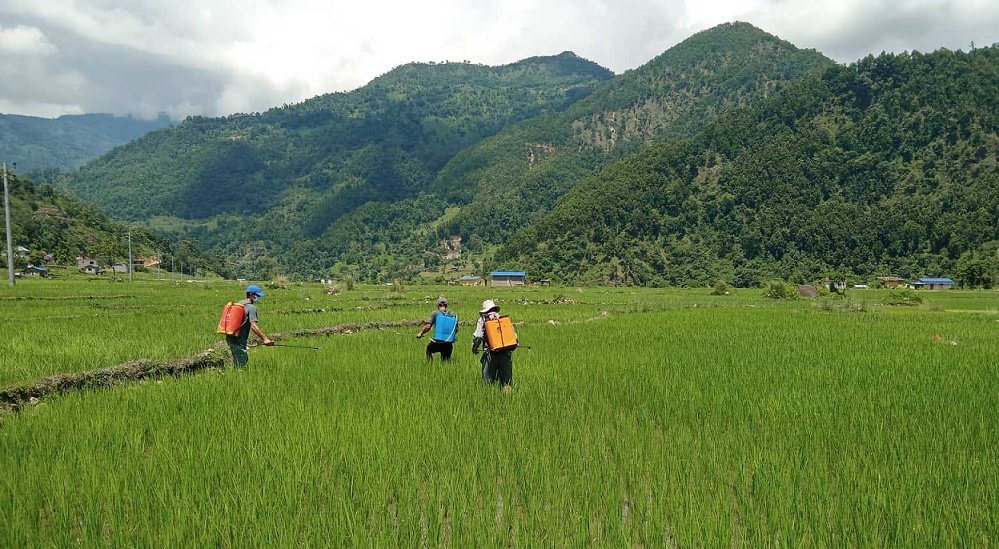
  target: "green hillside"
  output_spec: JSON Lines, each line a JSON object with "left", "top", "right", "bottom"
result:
{"left": 498, "top": 46, "right": 999, "bottom": 287}
{"left": 57, "top": 24, "right": 834, "bottom": 280}
{"left": 0, "top": 172, "right": 226, "bottom": 277}
{"left": 0, "top": 113, "right": 169, "bottom": 174}
{"left": 60, "top": 53, "right": 612, "bottom": 222}
{"left": 431, "top": 22, "right": 834, "bottom": 243}
{"left": 236, "top": 22, "right": 836, "bottom": 279}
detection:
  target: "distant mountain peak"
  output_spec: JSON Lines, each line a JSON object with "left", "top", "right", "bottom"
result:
{"left": 675, "top": 20, "right": 791, "bottom": 49}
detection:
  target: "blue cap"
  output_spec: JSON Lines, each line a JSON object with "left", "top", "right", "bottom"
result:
{"left": 246, "top": 284, "right": 265, "bottom": 298}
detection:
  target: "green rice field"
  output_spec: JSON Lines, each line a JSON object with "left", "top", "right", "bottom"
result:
{"left": 1, "top": 275, "right": 996, "bottom": 545}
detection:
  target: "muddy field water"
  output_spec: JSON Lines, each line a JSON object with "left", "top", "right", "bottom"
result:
{"left": 1, "top": 276, "right": 996, "bottom": 545}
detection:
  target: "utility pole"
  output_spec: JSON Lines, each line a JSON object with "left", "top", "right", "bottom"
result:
{"left": 127, "top": 229, "right": 133, "bottom": 282}
{"left": 3, "top": 163, "right": 14, "bottom": 287}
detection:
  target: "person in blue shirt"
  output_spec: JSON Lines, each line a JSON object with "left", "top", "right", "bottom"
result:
{"left": 415, "top": 296, "right": 458, "bottom": 361}
{"left": 226, "top": 284, "right": 274, "bottom": 368}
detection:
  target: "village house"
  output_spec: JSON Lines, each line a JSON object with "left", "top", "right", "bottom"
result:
{"left": 77, "top": 256, "right": 99, "bottom": 270}
{"left": 22, "top": 265, "right": 48, "bottom": 278}
{"left": 82, "top": 264, "right": 102, "bottom": 275}
{"left": 456, "top": 274, "right": 484, "bottom": 286}
{"left": 876, "top": 276, "right": 906, "bottom": 289}
{"left": 913, "top": 277, "right": 954, "bottom": 290}
{"left": 15, "top": 245, "right": 29, "bottom": 257}
{"left": 490, "top": 271, "right": 527, "bottom": 287}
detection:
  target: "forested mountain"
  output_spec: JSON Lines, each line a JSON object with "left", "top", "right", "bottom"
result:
{"left": 281, "top": 22, "right": 834, "bottom": 279}
{"left": 498, "top": 46, "right": 999, "bottom": 287}
{"left": 51, "top": 24, "right": 997, "bottom": 286}
{"left": 0, "top": 173, "right": 226, "bottom": 276}
{"left": 431, "top": 22, "right": 833, "bottom": 243}
{"left": 226, "top": 22, "right": 834, "bottom": 278}
{"left": 56, "top": 23, "right": 833, "bottom": 279}
{"left": 60, "top": 53, "right": 612, "bottom": 222}
{"left": 0, "top": 113, "right": 170, "bottom": 174}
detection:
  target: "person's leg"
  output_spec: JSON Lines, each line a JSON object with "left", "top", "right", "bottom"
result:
{"left": 481, "top": 352, "right": 495, "bottom": 384}
{"left": 426, "top": 341, "right": 435, "bottom": 362}
{"left": 441, "top": 343, "right": 453, "bottom": 361}
{"left": 228, "top": 341, "right": 249, "bottom": 369}
{"left": 496, "top": 352, "right": 513, "bottom": 387}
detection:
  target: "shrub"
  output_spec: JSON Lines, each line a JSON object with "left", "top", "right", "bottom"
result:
{"left": 268, "top": 275, "right": 290, "bottom": 290}
{"left": 883, "top": 289, "right": 922, "bottom": 306}
{"left": 710, "top": 281, "right": 731, "bottom": 295}
{"left": 762, "top": 280, "right": 798, "bottom": 300}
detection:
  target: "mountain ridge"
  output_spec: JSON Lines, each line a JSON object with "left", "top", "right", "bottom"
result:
{"left": 59, "top": 52, "right": 613, "bottom": 222}
{"left": 496, "top": 45, "right": 999, "bottom": 286}
{"left": 0, "top": 113, "right": 170, "bottom": 174}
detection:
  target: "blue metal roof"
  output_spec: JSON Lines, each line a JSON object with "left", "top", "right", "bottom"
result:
{"left": 916, "top": 277, "right": 954, "bottom": 284}
{"left": 491, "top": 271, "right": 526, "bottom": 277}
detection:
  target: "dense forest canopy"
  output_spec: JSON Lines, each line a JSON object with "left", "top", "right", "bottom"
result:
{"left": 431, "top": 22, "right": 834, "bottom": 243}
{"left": 45, "top": 23, "right": 999, "bottom": 287}
{"left": 60, "top": 53, "right": 613, "bottom": 222}
{"left": 497, "top": 46, "right": 999, "bottom": 287}
{"left": 53, "top": 24, "right": 836, "bottom": 280}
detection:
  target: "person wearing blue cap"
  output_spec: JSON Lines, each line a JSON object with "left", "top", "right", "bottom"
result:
{"left": 227, "top": 284, "right": 274, "bottom": 368}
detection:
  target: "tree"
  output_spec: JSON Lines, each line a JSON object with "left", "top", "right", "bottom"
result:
{"left": 955, "top": 251, "right": 997, "bottom": 288}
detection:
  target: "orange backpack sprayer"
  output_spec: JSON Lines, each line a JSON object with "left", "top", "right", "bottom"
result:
{"left": 483, "top": 315, "right": 518, "bottom": 351}
{"left": 216, "top": 302, "right": 246, "bottom": 336}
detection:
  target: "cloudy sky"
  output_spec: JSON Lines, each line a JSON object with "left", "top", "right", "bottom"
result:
{"left": 1, "top": 0, "right": 996, "bottom": 120}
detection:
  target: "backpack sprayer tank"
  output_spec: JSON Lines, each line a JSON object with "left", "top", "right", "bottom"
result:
{"left": 483, "top": 316, "right": 518, "bottom": 351}
{"left": 433, "top": 312, "right": 459, "bottom": 343}
{"left": 217, "top": 302, "right": 246, "bottom": 336}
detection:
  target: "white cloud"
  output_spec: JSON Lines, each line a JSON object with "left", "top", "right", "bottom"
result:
{"left": 735, "top": 0, "right": 999, "bottom": 61}
{"left": 0, "top": 0, "right": 996, "bottom": 119}
{"left": 0, "top": 24, "right": 58, "bottom": 57}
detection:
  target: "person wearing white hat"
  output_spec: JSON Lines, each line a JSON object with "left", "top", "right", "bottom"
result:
{"left": 472, "top": 299, "right": 513, "bottom": 389}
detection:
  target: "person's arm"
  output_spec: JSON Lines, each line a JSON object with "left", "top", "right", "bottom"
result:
{"left": 471, "top": 317, "right": 484, "bottom": 353}
{"left": 416, "top": 312, "right": 436, "bottom": 338}
{"left": 250, "top": 321, "right": 273, "bottom": 345}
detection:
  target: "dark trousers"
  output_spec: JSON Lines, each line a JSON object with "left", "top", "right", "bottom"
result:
{"left": 227, "top": 338, "right": 249, "bottom": 368}
{"left": 426, "top": 341, "right": 453, "bottom": 361}
{"left": 481, "top": 350, "right": 513, "bottom": 386}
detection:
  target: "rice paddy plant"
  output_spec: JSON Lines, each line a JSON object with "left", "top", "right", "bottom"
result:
{"left": 1, "top": 286, "right": 996, "bottom": 545}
